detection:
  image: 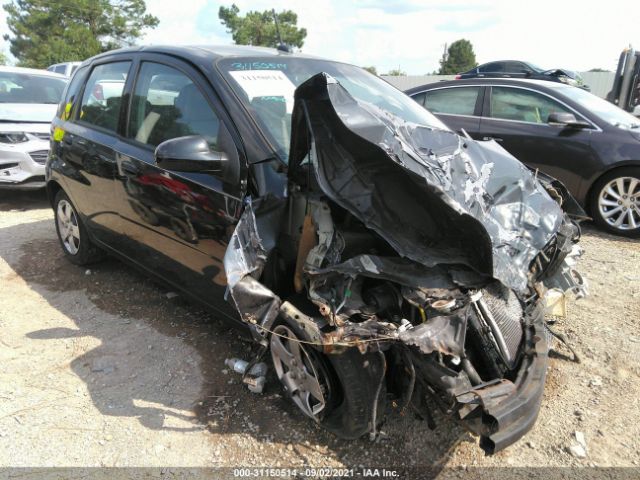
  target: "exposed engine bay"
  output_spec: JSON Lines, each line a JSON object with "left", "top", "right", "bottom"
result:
{"left": 223, "top": 73, "right": 587, "bottom": 454}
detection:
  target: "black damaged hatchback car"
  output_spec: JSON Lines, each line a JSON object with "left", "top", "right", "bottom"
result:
{"left": 47, "top": 45, "right": 587, "bottom": 454}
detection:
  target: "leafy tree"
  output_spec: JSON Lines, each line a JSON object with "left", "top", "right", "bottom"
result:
{"left": 438, "top": 39, "right": 477, "bottom": 75}
{"left": 3, "top": 0, "right": 159, "bottom": 68}
{"left": 218, "top": 4, "right": 307, "bottom": 48}
{"left": 385, "top": 68, "right": 406, "bottom": 76}
{"left": 362, "top": 66, "right": 378, "bottom": 75}
{"left": 0, "top": 52, "right": 8, "bottom": 65}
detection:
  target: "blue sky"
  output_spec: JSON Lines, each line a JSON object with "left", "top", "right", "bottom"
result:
{"left": 1, "top": 0, "right": 637, "bottom": 73}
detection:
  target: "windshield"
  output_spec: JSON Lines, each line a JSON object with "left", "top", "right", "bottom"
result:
{"left": 561, "top": 86, "right": 640, "bottom": 129}
{"left": 218, "top": 56, "right": 447, "bottom": 162}
{"left": 0, "top": 72, "right": 67, "bottom": 104}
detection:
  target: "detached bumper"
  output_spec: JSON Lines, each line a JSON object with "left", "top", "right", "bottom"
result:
{"left": 456, "top": 305, "right": 548, "bottom": 454}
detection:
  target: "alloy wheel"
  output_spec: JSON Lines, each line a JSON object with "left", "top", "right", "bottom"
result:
{"left": 56, "top": 199, "right": 81, "bottom": 255}
{"left": 270, "top": 324, "right": 326, "bottom": 419}
{"left": 597, "top": 176, "right": 640, "bottom": 231}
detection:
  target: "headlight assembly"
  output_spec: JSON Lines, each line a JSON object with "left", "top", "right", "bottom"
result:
{"left": 0, "top": 132, "right": 30, "bottom": 144}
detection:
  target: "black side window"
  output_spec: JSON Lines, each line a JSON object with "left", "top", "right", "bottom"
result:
{"left": 57, "top": 66, "right": 88, "bottom": 120}
{"left": 128, "top": 62, "right": 220, "bottom": 148}
{"left": 479, "top": 62, "right": 503, "bottom": 73}
{"left": 490, "top": 86, "right": 573, "bottom": 123}
{"left": 411, "top": 92, "right": 426, "bottom": 106}
{"left": 424, "top": 87, "right": 480, "bottom": 116}
{"left": 504, "top": 61, "right": 530, "bottom": 74}
{"left": 79, "top": 62, "right": 131, "bottom": 132}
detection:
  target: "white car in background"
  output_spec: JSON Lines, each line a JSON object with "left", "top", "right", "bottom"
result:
{"left": 0, "top": 66, "right": 67, "bottom": 190}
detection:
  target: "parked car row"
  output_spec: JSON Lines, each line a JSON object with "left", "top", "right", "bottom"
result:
{"left": 45, "top": 45, "right": 587, "bottom": 455}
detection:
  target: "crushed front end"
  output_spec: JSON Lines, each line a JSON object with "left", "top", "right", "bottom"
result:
{"left": 223, "top": 73, "right": 587, "bottom": 454}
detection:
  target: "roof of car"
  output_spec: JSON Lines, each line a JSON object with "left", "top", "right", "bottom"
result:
{"left": 87, "top": 44, "right": 322, "bottom": 63}
{"left": 405, "top": 77, "right": 572, "bottom": 95}
{"left": 0, "top": 65, "right": 67, "bottom": 79}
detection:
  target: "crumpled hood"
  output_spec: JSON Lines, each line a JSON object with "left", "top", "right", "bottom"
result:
{"left": 0, "top": 103, "right": 57, "bottom": 123}
{"left": 289, "top": 73, "right": 569, "bottom": 293}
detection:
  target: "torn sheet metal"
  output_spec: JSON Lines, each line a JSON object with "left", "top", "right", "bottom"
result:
{"left": 289, "top": 73, "right": 575, "bottom": 293}
{"left": 224, "top": 199, "right": 281, "bottom": 338}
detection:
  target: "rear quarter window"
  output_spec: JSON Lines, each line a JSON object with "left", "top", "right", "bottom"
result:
{"left": 57, "top": 66, "right": 88, "bottom": 121}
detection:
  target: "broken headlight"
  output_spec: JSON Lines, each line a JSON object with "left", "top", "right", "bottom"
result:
{"left": 0, "top": 132, "right": 29, "bottom": 144}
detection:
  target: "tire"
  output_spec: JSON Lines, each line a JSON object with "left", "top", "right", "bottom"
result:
{"left": 269, "top": 317, "right": 386, "bottom": 440}
{"left": 53, "top": 190, "right": 104, "bottom": 265}
{"left": 590, "top": 167, "right": 640, "bottom": 237}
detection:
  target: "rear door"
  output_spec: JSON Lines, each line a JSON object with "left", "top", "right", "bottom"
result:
{"left": 413, "top": 85, "right": 484, "bottom": 137}
{"left": 478, "top": 85, "right": 598, "bottom": 193}
{"left": 112, "top": 54, "right": 245, "bottom": 316}
{"left": 56, "top": 59, "right": 132, "bottom": 245}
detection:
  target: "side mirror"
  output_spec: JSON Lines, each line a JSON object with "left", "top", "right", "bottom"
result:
{"left": 547, "top": 112, "right": 590, "bottom": 129}
{"left": 155, "top": 135, "right": 227, "bottom": 174}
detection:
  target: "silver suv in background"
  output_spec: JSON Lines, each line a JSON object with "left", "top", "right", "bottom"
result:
{"left": 0, "top": 66, "right": 67, "bottom": 189}
{"left": 47, "top": 62, "right": 81, "bottom": 78}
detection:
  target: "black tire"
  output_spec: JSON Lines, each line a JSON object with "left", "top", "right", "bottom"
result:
{"left": 590, "top": 167, "right": 640, "bottom": 237}
{"left": 53, "top": 190, "right": 104, "bottom": 265}
{"left": 269, "top": 317, "right": 386, "bottom": 440}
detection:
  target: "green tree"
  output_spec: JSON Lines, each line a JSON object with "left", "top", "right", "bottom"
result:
{"left": 362, "top": 66, "right": 377, "bottom": 75}
{"left": 218, "top": 4, "right": 307, "bottom": 48}
{"left": 0, "top": 52, "right": 8, "bottom": 65}
{"left": 438, "top": 39, "right": 477, "bottom": 75}
{"left": 3, "top": 0, "right": 159, "bottom": 68}
{"left": 385, "top": 68, "right": 406, "bottom": 76}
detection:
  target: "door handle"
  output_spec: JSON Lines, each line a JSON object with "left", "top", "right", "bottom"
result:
{"left": 482, "top": 136, "right": 503, "bottom": 142}
{"left": 120, "top": 160, "right": 140, "bottom": 175}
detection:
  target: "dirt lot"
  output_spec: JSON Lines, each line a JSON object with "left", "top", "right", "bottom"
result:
{"left": 0, "top": 190, "right": 639, "bottom": 473}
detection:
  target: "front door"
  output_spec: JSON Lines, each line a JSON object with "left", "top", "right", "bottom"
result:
{"left": 112, "top": 58, "right": 245, "bottom": 318}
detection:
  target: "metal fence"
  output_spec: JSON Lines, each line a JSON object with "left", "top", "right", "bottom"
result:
{"left": 382, "top": 72, "right": 616, "bottom": 99}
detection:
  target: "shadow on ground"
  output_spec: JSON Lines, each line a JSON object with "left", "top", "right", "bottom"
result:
{"left": 2, "top": 217, "right": 470, "bottom": 468}
{"left": 0, "top": 189, "right": 49, "bottom": 211}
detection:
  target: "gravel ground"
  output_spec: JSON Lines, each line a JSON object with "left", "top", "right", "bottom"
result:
{"left": 0, "top": 190, "right": 639, "bottom": 474}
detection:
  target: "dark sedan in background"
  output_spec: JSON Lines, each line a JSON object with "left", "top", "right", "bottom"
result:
{"left": 406, "top": 79, "right": 640, "bottom": 237}
{"left": 456, "top": 60, "right": 586, "bottom": 88}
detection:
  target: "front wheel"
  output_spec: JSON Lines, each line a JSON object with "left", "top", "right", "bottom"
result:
{"left": 54, "top": 190, "right": 104, "bottom": 265}
{"left": 591, "top": 167, "right": 640, "bottom": 237}
{"left": 269, "top": 318, "right": 386, "bottom": 439}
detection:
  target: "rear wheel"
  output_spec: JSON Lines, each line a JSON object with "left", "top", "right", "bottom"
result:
{"left": 591, "top": 167, "right": 640, "bottom": 237}
{"left": 54, "top": 190, "right": 104, "bottom": 265}
{"left": 269, "top": 318, "right": 386, "bottom": 439}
